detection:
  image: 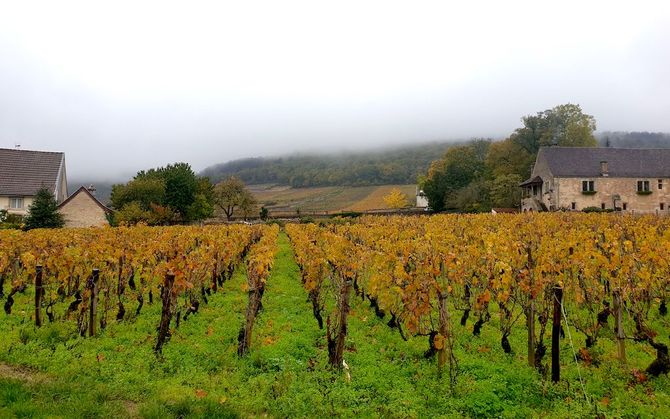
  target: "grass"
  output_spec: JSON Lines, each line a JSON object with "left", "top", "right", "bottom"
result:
{"left": 0, "top": 232, "right": 669, "bottom": 417}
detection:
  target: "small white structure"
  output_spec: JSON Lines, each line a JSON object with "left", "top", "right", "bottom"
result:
{"left": 416, "top": 187, "right": 429, "bottom": 208}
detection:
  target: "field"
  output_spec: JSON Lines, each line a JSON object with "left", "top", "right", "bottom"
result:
{"left": 249, "top": 184, "right": 417, "bottom": 214}
{"left": 1, "top": 215, "right": 670, "bottom": 418}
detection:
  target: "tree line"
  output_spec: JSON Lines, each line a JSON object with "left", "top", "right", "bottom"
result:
{"left": 421, "top": 104, "right": 598, "bottom": 212}
{"left": 598, "top": 131, "right": 670, "bottom": 148}
{"left": 110, "top": 163, "right": 258, "bottom": 224}
{"left": 199, "top": 143, "right": 453, "bottom": 188}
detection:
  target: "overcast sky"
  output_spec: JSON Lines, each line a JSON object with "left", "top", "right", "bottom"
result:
{"left": 1, "top": 1, "right": 669, "bottom": 181}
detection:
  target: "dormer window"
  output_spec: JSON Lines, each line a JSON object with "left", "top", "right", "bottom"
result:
{"left": 582, "top": 180, "right": 595, "bottom": 194}
{"left": 600, "top": 161, "right": 608, "bottom": 176}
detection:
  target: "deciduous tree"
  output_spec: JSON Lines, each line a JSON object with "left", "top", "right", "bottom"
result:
{"left": 422, "top": 140, "right": 490, "bottom": 212}
{"left": 511, "top": 103, "right": 596, "bottom": 155}
{"left": 383, "top": 188, "right": 410, "bottom": 209}
{"left": 489, "top": 174, "right": 523, "bottom": 208}
{"left": 111, "top": 163, "right": 214, "bottom": 223}
{"left": 214, "top": 177, "right": 255, "bottom": 220}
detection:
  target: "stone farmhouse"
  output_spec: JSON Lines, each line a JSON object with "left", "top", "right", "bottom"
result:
{"left": 0, "top": 147, "right": 68, "bottom": 216}
{"left": 58, "top": 186, "right": 112, "bottom": 228}
{"left": 521, "top": 147, "right": 670, "bottom": 214}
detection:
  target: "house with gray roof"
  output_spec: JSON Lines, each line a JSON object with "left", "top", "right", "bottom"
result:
{"left": 521, "top": 147, "right": 670, "bottom": 214}
{"left": 0, "top": 147, "right": 68, "bottom": 216}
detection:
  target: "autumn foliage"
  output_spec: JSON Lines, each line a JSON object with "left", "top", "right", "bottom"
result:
{"left": 288, "top": 213, "right": 670, "bottom": 380}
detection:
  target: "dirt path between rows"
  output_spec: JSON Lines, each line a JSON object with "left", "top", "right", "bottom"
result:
{"left": 0, "top": 363, "right": 50, "bottom": 383}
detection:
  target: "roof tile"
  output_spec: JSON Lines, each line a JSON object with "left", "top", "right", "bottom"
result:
{"left": 539, "top": 147, "right": 670, "bottom": 178}
{"left": 0, "top": 148, "right": 64, "bottom": 196}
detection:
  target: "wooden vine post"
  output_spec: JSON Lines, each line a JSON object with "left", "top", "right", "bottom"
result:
{"left": 526, "top": 247, "right": 535, "bottom": 368}
{"left": 155, "top": 272, "right": 176, "bottom": 354}
{"left": 613, "top": 289, "right": 626, "bottom": 363}
{"left": 436, "top": 292, "right": 448, "bottom": 375}
{"left": 34, "top": 265, "right": 43, "bottom": 327}
{"left": 328, "top": 277, "right": 352, "bottom": 368}
{"left": 116, "top": 256, "right": 126, "bottom": 321}
{"left": 551, "top": 285, "right": 563, "bottom": 383}
{"left": 211, "top": 253, "right": 218, "bottom": 293}
{"left": 88, "top": 269, "right": 100, "bottom": 337}
{"left": 238, "top": 282, "right": 262, "bottom": 356}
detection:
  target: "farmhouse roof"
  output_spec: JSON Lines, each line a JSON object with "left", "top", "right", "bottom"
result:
{"left": 519, "top": 176, "right": 543, "bottom": 187}
{"left": 538, "top": 147, "right": 670, "bottom": 178}
{"left": 0, "top": 148, "right": 65, "bottom": 196}
{"left": 58, "top": 186, "right": 113, "bottom": 214}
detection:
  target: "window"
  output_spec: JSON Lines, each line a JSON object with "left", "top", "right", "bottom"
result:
{"left": 582, "top": 180, "right": 595, "bottom": 192}
{"left": 637, "top": 180, "right": 650, "bottom": 192}
{"left": 601, "top": 203, "right": 606, "bottom": 210}
{"left": 623, "top": 203, "right": 628, "bottom": 210}
{"left": 571, "top": 202, "right": 576, "bottom": 210}
{"left": 9, "top": 197, "right": 23, "bottom": 209}
{"left": 659, "top": 179, "right": 664, "bottom": 190}
{"left": 661, "top": 203, "right": 665, "bottom": 211}
{"left": 532, "top": 184, "right": 543, "bottom": 196}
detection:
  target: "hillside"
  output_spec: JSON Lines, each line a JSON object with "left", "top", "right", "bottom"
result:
{"left": 69, "top": 132, "right": 670, "bottom": 210}
{"left": 597, "top": 131, "right": 670, "bottom": 148}
{"left": 200, "top": 142, "right": 459, "bottom": 187}
{"left": 249, "top": 183, "right": 417, "bottom": 215}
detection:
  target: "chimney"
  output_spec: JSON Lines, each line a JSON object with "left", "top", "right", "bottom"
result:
{"left": 600, "top": 161, "right": 608, "bottom": 177}
{"left": 87, "top": 184, "right": 97, "bottom": 196}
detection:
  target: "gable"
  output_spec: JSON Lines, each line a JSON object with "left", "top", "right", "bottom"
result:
{"left": 58, "top": 186, "right": 113, "bottom": 214}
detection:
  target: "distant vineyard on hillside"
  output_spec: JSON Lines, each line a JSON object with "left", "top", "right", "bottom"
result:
{"left": 200, "top": 142, "right": 456, "bottom": 187}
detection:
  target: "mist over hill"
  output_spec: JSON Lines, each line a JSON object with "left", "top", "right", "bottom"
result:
{"left": 597, "top": 132, "right": 670, "bottom": 148}
{"left": 68, "top": 132, "right": 670, "bottom": 203}
{"left": 201, "top": 132, "right": 670, "bottom": 188}
{"left": 199, "top": 141, "right": 462, "bottom": 187}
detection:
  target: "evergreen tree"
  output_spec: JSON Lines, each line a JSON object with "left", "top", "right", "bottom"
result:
{"left": 24, "top": 187, "right": 65, "bottom": 230}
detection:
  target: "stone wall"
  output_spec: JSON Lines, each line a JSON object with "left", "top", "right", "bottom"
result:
{"left": 556, "top": 177, "right": 670, "bottom": 214}
{"left": 521, "top": 151, "right": 558, "bottom": 211}
{"left": 58, "top": 192, "right": 109, "bottom": 227}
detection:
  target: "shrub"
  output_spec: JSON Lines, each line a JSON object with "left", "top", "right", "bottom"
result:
{"left": 336, "top": 211, "right": 362, "bottom": 218}
{"left": 582, "top": 207, "right": 614, "bottom": 213}
{"left": 23, "top": 187, "right": 64, "bottom": 230}
{"left": 115, "top": 202, "right": 152, "bottom": 225}
{"left": 0, "top": 210, "right": 23, "bottom": 229}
